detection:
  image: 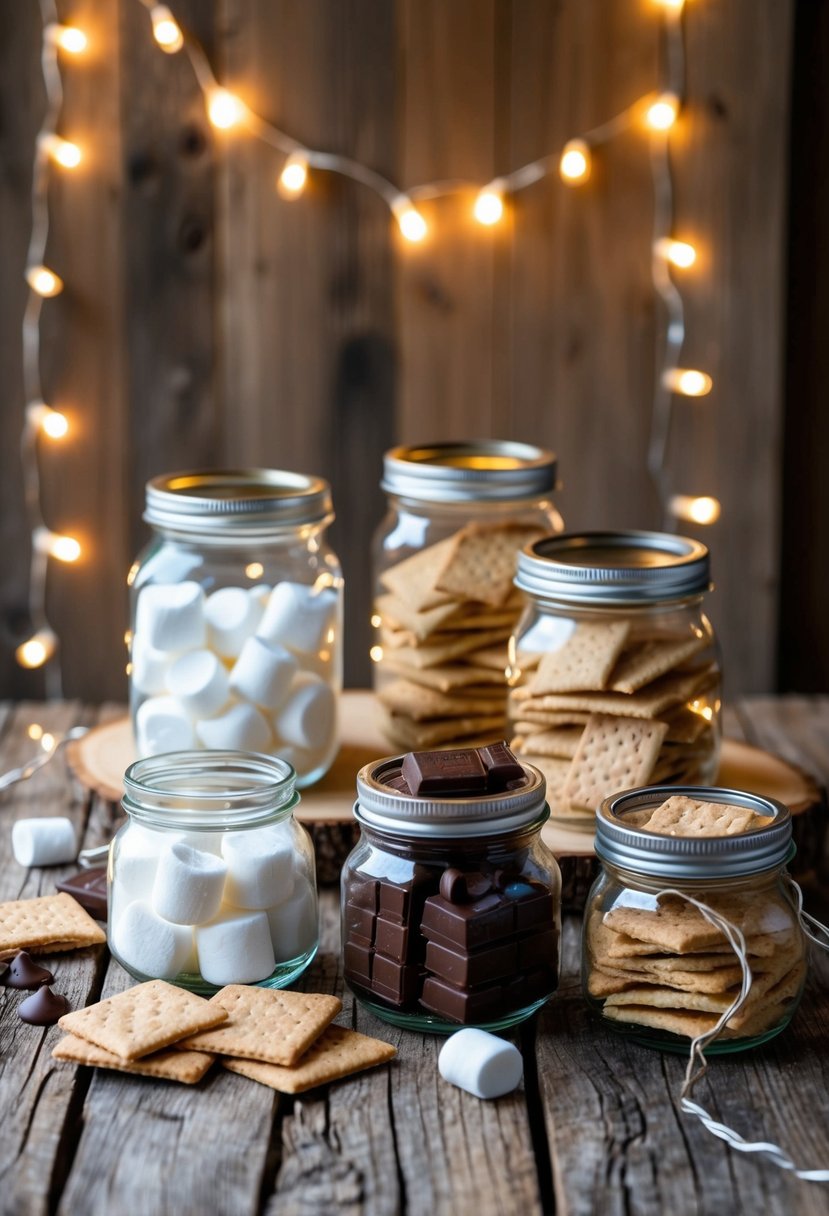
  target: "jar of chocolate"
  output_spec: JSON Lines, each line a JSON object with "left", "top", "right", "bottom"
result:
{"left": 128, "top": 469, "right": 342, "bottom": 788}
{"left": 509, "top": 531, "right": 721, "bottom": 831}
{"left": 583, "top": 786, "right": 806, "bottom": 1053}
{"left": 372, "top": 441, "right": 562, "bottom": 752}
{"left": 109, "top": 750, "right": 318, "bottom": 995}
{"left": 341, "top": 742, "right": 561, "bottom": 1032}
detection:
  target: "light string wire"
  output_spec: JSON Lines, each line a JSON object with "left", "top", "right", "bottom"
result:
{"left": 660, "top": 887, "right": 829, "bottom": 1182}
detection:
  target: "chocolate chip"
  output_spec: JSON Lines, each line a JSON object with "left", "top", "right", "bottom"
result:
{"left": 18, "top": 985, "right": 70, "bottom": 1026}
{"left": 2, "top": 952, "right": 53, "bottom": 990}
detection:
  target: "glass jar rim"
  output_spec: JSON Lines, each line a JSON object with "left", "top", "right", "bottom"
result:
{"left": 122, "top": 750, "right": 299, "bottom": 830}
{"left": 144, "top": 468, "right": 334, "bottom": 536}
{"left": 381, "top": 441, "right": 558, "bottom": 503}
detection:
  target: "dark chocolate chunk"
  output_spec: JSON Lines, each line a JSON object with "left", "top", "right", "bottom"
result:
{"left": 372, "top": 956, "right": 421, "bottom": 1005}
{"left": 439, "top": 867, "right": 467, "bottom": 903}
{"left": 381, "top": 770, "right": 412, "bottom": 794}
{"left": 344, "top": 941, "right": 373, "bottom": 982}
{"left": 18, "top": 985, "right": 70, "bottom": 1026}
{"left": 401, "top": 748, "right": 487, "bottom": 796}
{"left": 56, "top": 866, "right": 108, "bottom": 921}
{"left": 503, "top": 881, "right": 555, "bottom": 931}
{"left": 2, "top": 951, "right": 54, "bottom": 990}
{"left": 419, "top": 976, "right": 509, "bottom": 1024}
{"left": 425, "top": 939, "right": 516, "bottom": 988}
{"left": 517, "top": 929, "right": 558, "bottom": 969}
{"left": 374, "top": 915, "right": 418, "bottom": 961}
{"left": 479, "top": 741, "right": 527, "bottom": 791}
{"left": 421, "top": 892, "right": 515, "bottom": 951}
{"left": 344, "top": 902, "right": 375, "bottom": 946}
{"left": 464, "top": 872, "right": 493, "bottom": 901}
{"left": 349, "top": 874, "right": 379, "bottom": 912}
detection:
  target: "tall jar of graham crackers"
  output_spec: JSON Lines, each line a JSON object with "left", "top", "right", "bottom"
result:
{"left": 509, "top": 531, "right": 722, "bottom": 831}
{"left": 372, "top": 441, "right": 562, "bottom": 752}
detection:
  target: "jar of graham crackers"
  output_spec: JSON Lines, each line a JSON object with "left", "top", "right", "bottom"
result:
{"left": 509, "top": 531, "right": 722, "bottom": 831}
{"left": 372, "top": 441, "right": 562, "bottom": 753}
{"left": 583, "top": 786, "right": 806, "bottom": 1053}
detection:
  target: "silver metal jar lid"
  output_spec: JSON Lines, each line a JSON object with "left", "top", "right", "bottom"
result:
{"left": 595, "top": 786, "right": 792, "bottom": 879}
{"left": 381, "top": 441, "right": 558, "bottom": 503}
{"left": 354, "top": 756, "right": 549, "bottom": 838}
{"left": 144, "top": 469, "right": 334, "bottom": 536}
{"left": 514, "top": 530, "right": 710, "bottom": 605}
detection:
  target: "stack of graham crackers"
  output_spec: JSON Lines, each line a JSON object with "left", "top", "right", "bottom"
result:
{"left": 53, "top": 981, "right": 395, "bottom": 1092}
{"left": 586, "top": 797, "right": 806, "bottom": 1040}
{"left": 375, "top": 522, "right": 544, "bottom": 750}
{"left": 508, "top": 618, "right": 719, "bottom": 825}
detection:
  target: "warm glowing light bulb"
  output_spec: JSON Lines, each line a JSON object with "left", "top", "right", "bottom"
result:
{"left": 16, "top": 630, "right": 57, "bottom": 669}
{"left": 26, "top": 266, "right": 63, "bottom": 297}
{"left": 41, "top": 733, "right": 56, "bottom": 752}
{"left": 207, "top": 88, "right": 246, "bottom": 130}
{"left": 473, "top": 184, "right": 504, "bottom": 226}
{"left": 28, "top": 723, "right": 44, "bottom": 740}
{"left": 46, "top": 25, "right": 87, "bottom": 54}
{"left": 39, "top": 134, "right": 82, "bottom": 168}
{"left": 559, "top": 139, "right": 591, "bottom": 184}
{"left": 245, "top": 562, "right": 264, "bottom": 579}
{"left": 669, "top": 494, "right": 721, "bottom": 525}
{"left": 662, "top": 368, "right": 713, "bottom": 397}
{"left": 34, "top": 527, "right": 81, "bottom": 563}
{"left": 391, "top": 196, "right": 427, "bottom": 243}
{"left": 654, "top": 237, "right": 697, "bottom": 268}
{"left": 151, "top": 5, "right": 184, "bottom": 52}
{"left": 656, "top": 0, "right": 685, "bottom": 10}
{"left": 279, "top": 153, "right": 308, "bottom": 197}
{"left": 370, "top": 645, "right": 384, "bottom": 662}
{"left": 646, "top": 93, "right": 679, "bottom": 131}
{"left": 27, "top": 401, "right": 69, "bottom": 438}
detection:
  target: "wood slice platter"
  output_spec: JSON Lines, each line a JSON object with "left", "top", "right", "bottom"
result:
{"left": 68, "top": 691, "right": 826, "bottom": 896}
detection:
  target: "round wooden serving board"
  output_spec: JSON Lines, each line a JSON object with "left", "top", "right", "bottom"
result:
{"left": 68, "top": 691, "right": 825, "bottom": 893}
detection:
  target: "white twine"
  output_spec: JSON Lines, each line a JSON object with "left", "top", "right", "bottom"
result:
{"left": 657, "top": 885, "right": 829, "bottom": 1182}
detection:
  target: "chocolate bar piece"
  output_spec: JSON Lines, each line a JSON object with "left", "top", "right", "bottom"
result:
{"left": 420, "top": 976, "right": 510, "bottom": 1023}
{"left": 344, "top": 902, "right": 375, "bottom": 946}
{"left": 421, "top": 892, "right": 515, "bottom": 951}
{"left": 503, "top": 881, "right": 555, "bottom": 931}
{"left": 374, "top": 915, "right": 420, "bottom": 961}
{"left": 425, "top": 939, "right": 516, "bottom": 988}
{"left": 349, "top": 874, "right": 379, "bottom": 912}
{"left": 344, "top": 941, "right": 373, "bottom": 982}
{"left": 372, "top": 955, "right": 421, "bottom": 1004}
{"left": 401, "top": 748, "right": 487, "bottom": 796}
{"left": 518, "top": 930, "right": 558, "bottom": 969}
{"left": 478, "top": 741, "right": 526, "bottom": 791}
{"left": 56, "top": 866, "right": 108, "bottom": 921}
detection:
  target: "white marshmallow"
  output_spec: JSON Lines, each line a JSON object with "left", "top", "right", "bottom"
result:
{"left": 195, "top": 909, "right": 275, "bottom": 985}
{"left": 167, "top": 649, "right": 230, "bottom": 719}
{"left": 257, "top": 582, "right": 338, "bottom": 655}
{"left": 12, "top": 817, "right": 76, "bottom": 868}
{"left": 438, "top": 1028, "right": 524, "bottom": 1099}
{"left": 115, "top": 825, "right": 171, "bottom": 900}
{"left": 274, "top": 673, "right": 336, "bottom": 752}
{"left": 152, "top": 842, "right": 227, "bottom": 925}
{"left": 230, "top": 636, "right": 297, "bottom": 711}
{"left": 205, "top": 587, "right": 263, "bottom": 659}
{"left": 135, "top": 581, "right": 206, "bottom": 653}
{"left": 267, "top": 879, "right": 318, "bottom": 962}
{"left": 221, "top": 827, "right": 295, "bottom": 909}
{"left": 249, "top": 584, "right": 272, "bottom": 610}
{"left": 111, "top": 900, "right": 194, "bottom": 981}
{"left": 195, "top": 702, "right": 272, "bottom": 752}
{"left": 136, "top": 696, "right": 197, "bottom": 756}
{"left": 131, "top": 633, "right": 172, "bottom": 696}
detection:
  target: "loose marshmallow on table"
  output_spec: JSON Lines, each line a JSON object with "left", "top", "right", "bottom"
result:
{"left": 195, "top": 702, "right": 272, "bottom": 752}
{"left": 205, "top": 587, "right": 264, "bottom": 659}
{"left": 274, "top": 672, "right": 336, "bottom": 752}
{"left": 230, "top": 636, "right": 297, "bottom": 711}
{"left": 221, "top": 827, "right": 295, "bottom": 910}
{"left": 135, "top": 581, "right": 206, "bottom": 653}
{"left": 12, "top": 817, "right": 76, "bottom": 868}
{"left": 267, "top": 879, "right": 317, "bottom": 962}
{"left": 257, "top": 582, "right": 338, "bottom": 655}
{"left": 438, "top": 1028, "right": 523, "bottom": 1100}
{"left": 136, "top": 696, "right": 197, "bottom": 756}
{"left": 152, "top": 842, "right": 227, "bottom": 925}
{"left": 130, "top": 633, "right": 171, "bottom": 697}
{"left": 111, "top": 900, "right": 194, "bottom": 980}
{"left": 167, "top": 649, "right": 230, "bottom": 719}
{"left": 195, "top": 909, "right": 276, "bottom": 986}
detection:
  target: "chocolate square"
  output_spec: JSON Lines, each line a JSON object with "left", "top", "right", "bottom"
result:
{"left": 517, "top": 929, "right": 558, "bottom": 969}
{"left": 425, "top": 939, "right": 516, "bottom": 988}
{"left": 56, "top": 867, "right": 108, "bottom": 921}
{"left": 419, "top": 976, "right": 507, "bottom": 1024}
{"left": 478, "top": 741, "right": 526, "bottom": 791}
{"left": 374, "top": 915, "right": 422, "bottom": 962}
{"left": 503, "top": 880, "right": 555, "bottom": 931}
{"left": 349, "top": 874, "right": 379, "bottom": 912}
{"left": 344, "top": 941, "right": 373, "bottom": 982}
{"left": 420, "top": 892, "right": 515, "bottom": 951}
{"left": 372, "top": 955, "right": 421, "bottom": 1005}
{"left": 401, "top": 748, "right": 488, "bottom": 796}
{"left": 344, "top": 902, "right": 375, "bottom": 946}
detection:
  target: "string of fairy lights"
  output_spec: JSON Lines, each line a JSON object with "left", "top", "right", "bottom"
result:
{"left": 17, "top": 0, "right": 715, "bottom": 683}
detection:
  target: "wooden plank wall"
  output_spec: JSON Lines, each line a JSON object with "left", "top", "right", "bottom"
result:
{"left": 0, "top": 0, "right": 794, "bottom": 702}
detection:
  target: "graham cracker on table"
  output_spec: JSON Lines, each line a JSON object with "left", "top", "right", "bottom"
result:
{"left": 0, "top": 892, "right": 106, "bottom": 960}
{"left": 52, "top": 1034, "right": 215, "bottom": 1084}
{"left": 561, "top": 713, "right": 668, "bottom": 813}
{"left": 607, "top": 635, "right": 708, "bottom": 694}
{"left": 510, "top": 725, "right": 584, "bottom": 759}
{"left": 178, "top": 984, "right": 342, "bottom": 1067}
{"left": 377, "top": 706, "right": 505, "bottom": 749}
{"left": 378, "top": 537, "right": 457, "bottom": 612}
{"left": 633, "top": 795, "right": 774, "bottom": 837}
{"left": 58, "top": 980, "right": 228, "bottom": 1061}
{"left": 521, "top": 667, "right": 713, "bottom": 720}
{"left": 381, "top": 658, "right": 508, "bottom": 691}
{"left": 434, "top": 523, "right": 544, "bottom": 608}
{"left": 222, "top": 1024, "right": 396, "bottom": 1093}
{"left": 530, "top": 621, "right": 631, "bottom": 695}
{"left": 378, "top": 679, "right": 506, "bottom": 722}
{"left": 388, "top": 628, "right": 512, "bottom": 670}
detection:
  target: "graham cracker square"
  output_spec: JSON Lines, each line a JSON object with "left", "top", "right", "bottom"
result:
{"left": 222, "top": 1024, "right": 396, "bottom": 1093}
{"left": 52, "top": 1034, "right": 214, "bottom": 1084}
{"left": 178, "top": 984, "right": 342, "bottom": 1067}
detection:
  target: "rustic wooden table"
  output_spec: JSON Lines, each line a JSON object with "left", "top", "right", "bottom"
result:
{"left": 0, "top": 697, "right": 827, "bottom": 1216}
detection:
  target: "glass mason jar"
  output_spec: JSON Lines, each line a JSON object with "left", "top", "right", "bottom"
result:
{"left": 510, "top": 531, "right": 722, "bottom": 831}
{"left": 128, "top": 469, "right": 343, "bottom": 788}
{"left": 341, "top": 753, "right": 561, "bottom": 1033}
{"left": 583, "top": 785, "right": 806, "bottom": 1053}
{"left": 109, "top": 750, "right": 318, "bottom": 994}
{"left": 371, "top": 441, "right": 563, "bottom": 752}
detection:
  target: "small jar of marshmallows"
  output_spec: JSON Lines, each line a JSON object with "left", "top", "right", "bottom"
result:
{"left": 128, "top": 469, "right": 342, "bottom": 787}
{"left": 109, "top": 750, "right": 318, "bottom": 993}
